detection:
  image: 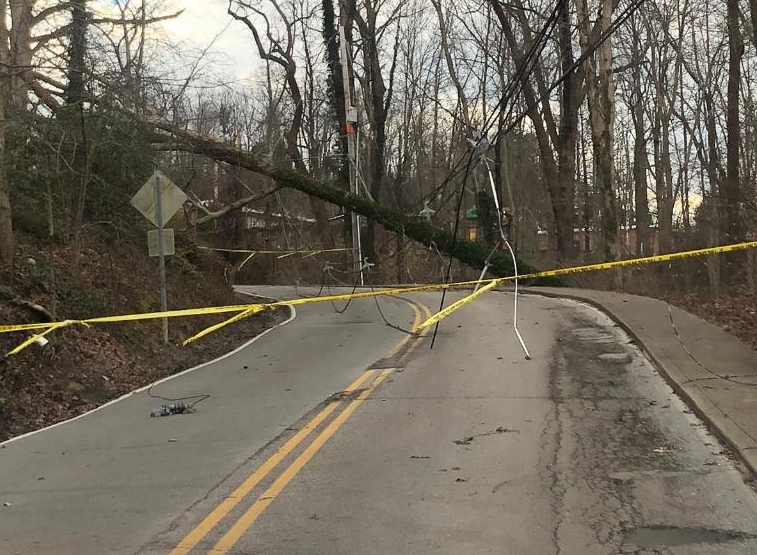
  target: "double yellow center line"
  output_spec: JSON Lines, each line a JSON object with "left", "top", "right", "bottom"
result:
{"left": 168, "top": 297, "right": 429, "bottom": 555}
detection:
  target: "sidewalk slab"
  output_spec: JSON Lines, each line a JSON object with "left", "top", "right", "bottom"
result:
{"left": 526, "top": 287, "right": 757, "bottom": 476}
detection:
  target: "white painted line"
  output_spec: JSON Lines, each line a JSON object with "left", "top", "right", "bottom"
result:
{"left": 0, "top": 294, "right": 296, "bottom": 447}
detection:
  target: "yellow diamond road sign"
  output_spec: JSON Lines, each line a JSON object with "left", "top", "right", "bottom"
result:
{"left": 130, "top": 170, "right": 188, "bottom": 227}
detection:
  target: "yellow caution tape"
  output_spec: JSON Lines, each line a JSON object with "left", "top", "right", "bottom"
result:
{"left": 500, "top": 240, "right": 757, "bottom": 282}
{"left": 198, "top": 246, "right": 352, "bottom": 270}
{"left": 416, "top": 240, "right": 757, "bottom": 327}
{"left": 0, "top": 322, "right": 60, "bottom": 333}
{"left": 83, "top": 304, "right": 258, "bottom": 323}
{"left": 182, "top": 306, "right": 268, "bottom": 346}
{"left": 0, "top": 283, "right": 474, "bottom": 354}
{"left": 237, "top": 252, "right": 257, "bottom": 270}
{"left": 1, "top": 304, "right": 258, "bottom": 336}
{"left": 3, "top": 240, "right": 757, "bottom": 355}
{"left": 417, "top": 280, "right": 498, "bottom": 329}
{"left": 7, "top": 320, "right": 90, "bottom": 356}
{"left": 198, "top": 246, "right": 352, "bottom": 256}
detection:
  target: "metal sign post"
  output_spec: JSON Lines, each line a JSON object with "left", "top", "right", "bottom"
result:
{"left": 131, "top": 169, "right": 186, "bottom": 346}
{"left": 154, "top": 173, "right": 169, "bottom": 345}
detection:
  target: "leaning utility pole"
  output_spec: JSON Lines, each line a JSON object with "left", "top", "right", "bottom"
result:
{"left": 338, "top": 17, "right": 364, "bottom": 285}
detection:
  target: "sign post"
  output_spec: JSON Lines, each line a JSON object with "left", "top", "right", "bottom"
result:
{"left": 130, "top": 170, "right": 187, "bottom": 346}
{"left": 154, "top": 173, "right": 169, "bottom": 345}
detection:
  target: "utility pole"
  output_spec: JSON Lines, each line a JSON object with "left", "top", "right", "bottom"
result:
{"left": 154, "top": 173, "right": 169, "bottom": 345}
{"left": 338, "top": 18, "right": 364, "bottom": 285}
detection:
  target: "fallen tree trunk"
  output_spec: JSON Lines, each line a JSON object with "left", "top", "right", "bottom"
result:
{"left": 148, "top": 124, "right": 539, "bottom": 279}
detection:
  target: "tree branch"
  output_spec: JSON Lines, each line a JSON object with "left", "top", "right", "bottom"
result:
{"left": 145, "top": 121, "right": 540, "bottom": 278}
{"left": 195, "top": 187, "right": 282, "bottom": 225}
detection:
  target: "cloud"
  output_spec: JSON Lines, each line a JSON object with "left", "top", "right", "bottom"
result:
{"left": 90, "top": 0, "right": 261, "bottom": 83}
{"left": 160, "top": 0, "right": 261, "bottom": 81}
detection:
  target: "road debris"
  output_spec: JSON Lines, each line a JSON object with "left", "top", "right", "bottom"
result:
{"left": 453, "top": 426, "right": 521, "bottom": 445}
{"left": 150, "top": 402, "right": 189, "bottom": 417}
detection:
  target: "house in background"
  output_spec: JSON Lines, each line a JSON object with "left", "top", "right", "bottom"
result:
{"left": 536, "top": 226, "right": 660, "bottom": 256}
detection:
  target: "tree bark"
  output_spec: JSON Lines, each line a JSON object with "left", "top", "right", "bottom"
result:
{"left": 630, "top": 24, "right": 649, "bottom": 255}
{"left": 353, "top": 0, "right": 392, "bottom": 264}
{"left": 577, "top": 0, "right": 618, "bottom": 261}
{"left": 555, "top": 0, "right": 579, "bottom": 261}
{"left": 8, "top": 0, "right": 34, "bottom": 109}
{"left": 724, "top": 0, "right": 744, "bottom": 279}
{"left": 321, "top": 0, "right": 349, "bottom": 186}
{"left": 0, "top": 0, "right": 11, "bottom": 265}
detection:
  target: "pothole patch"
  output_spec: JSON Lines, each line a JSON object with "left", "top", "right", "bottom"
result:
{"left": 598, "top": 352, "right": 632, "bottom": 363}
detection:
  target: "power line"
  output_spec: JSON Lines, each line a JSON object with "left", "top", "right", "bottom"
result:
{"left": 498, "top": 0, "right": 648, "bottom": 138}
{"left": 421, "top": 0, "right": 564, "bottom": 210}
{"left": 429, "top": 0, "right": 565, "bottom": 348}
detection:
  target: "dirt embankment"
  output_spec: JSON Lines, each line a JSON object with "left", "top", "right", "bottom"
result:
{"left": 0, "top": 233, "right": 286, "bottom": 442}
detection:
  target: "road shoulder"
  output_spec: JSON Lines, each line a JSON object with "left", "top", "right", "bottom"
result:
{"left": 525, "top": 286, "right": 757, "bottom": 478}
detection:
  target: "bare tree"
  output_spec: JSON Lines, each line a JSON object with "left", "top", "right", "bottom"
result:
{"left": 490, "top": 0, "right": 584, "bottom": 262}
{"left": 0, "top": 0, "right": 10, "bottom": 264}
{"left": 228, "top": 0, "right": 333, "bottom": 245}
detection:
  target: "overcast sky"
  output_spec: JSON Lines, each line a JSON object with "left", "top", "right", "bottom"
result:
{"left": 159, "top": 0, "right": 259, "bottom": 82}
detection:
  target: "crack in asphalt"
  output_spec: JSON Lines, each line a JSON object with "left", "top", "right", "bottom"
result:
{"left": 539, "top": 304, "right": 757, "bottom": 554}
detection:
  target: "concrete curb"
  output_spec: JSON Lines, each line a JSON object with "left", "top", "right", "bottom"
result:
{"left": 523, "top": 287, "right": 757, "bottom": 479}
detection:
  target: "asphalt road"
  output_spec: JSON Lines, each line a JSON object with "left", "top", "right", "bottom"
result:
{"left": 2, "top": 286, "right": 757, "bottom": 554}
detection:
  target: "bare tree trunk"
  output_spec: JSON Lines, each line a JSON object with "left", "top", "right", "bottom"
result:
{"left": 8, "top": 0, "right": 33, "bottom": 109}
{"left": 630, "top": 23, "right": 649, "bottom": 255}
{"left": 577, "top": 0, "right": 618, "bottom": 261}
{"left": 579, "top": 116, "right": 593, "bottom": 256}
{"left": 704, "top": 98, "right": 723, "bottom": 295}
{"left": 555, "top": 0, "right": 579, "bottom": 261}
{"left": 632, "top": 107, "right": 649, "bottom": 255}
{"left": 748, "top": 0, "right": 757, "bottom": 50}
{"left": 724, "top": 0, "right": 744, "bottom": 281}
{"left": 321, "top": 0, "right": 349, "bottom": 187}
{"left": 353, "top": 0, "right": 395, "bottom": 264}
{"left": 707, "top": 222, "right": 722, "bottom": 296}
{"left": 652, "top": 104, "right": 674, "bottom": 253}
{"left": 0, "top": 0, "right": 11, "bottom": 266}
{"left": 67, "top": 0, "right": 89, "bottom": 273}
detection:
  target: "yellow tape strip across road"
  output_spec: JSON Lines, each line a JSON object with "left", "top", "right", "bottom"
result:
{"left": 182, "top": 306, "right": 268, "bottom": 346}
{"left": 416, "top": 239, "right": 757, "bottom": 329}
{"left": 504, "top": 240, "right": 757, "bottom": 282}
{"left": 3, "top": 240, "right": 757, "bottom": 355}
{"left": 417, "top": 280, "right": 498, "bottom": 329}
{"left": 198, "top": 246, "right": 352, "bottom": 256}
